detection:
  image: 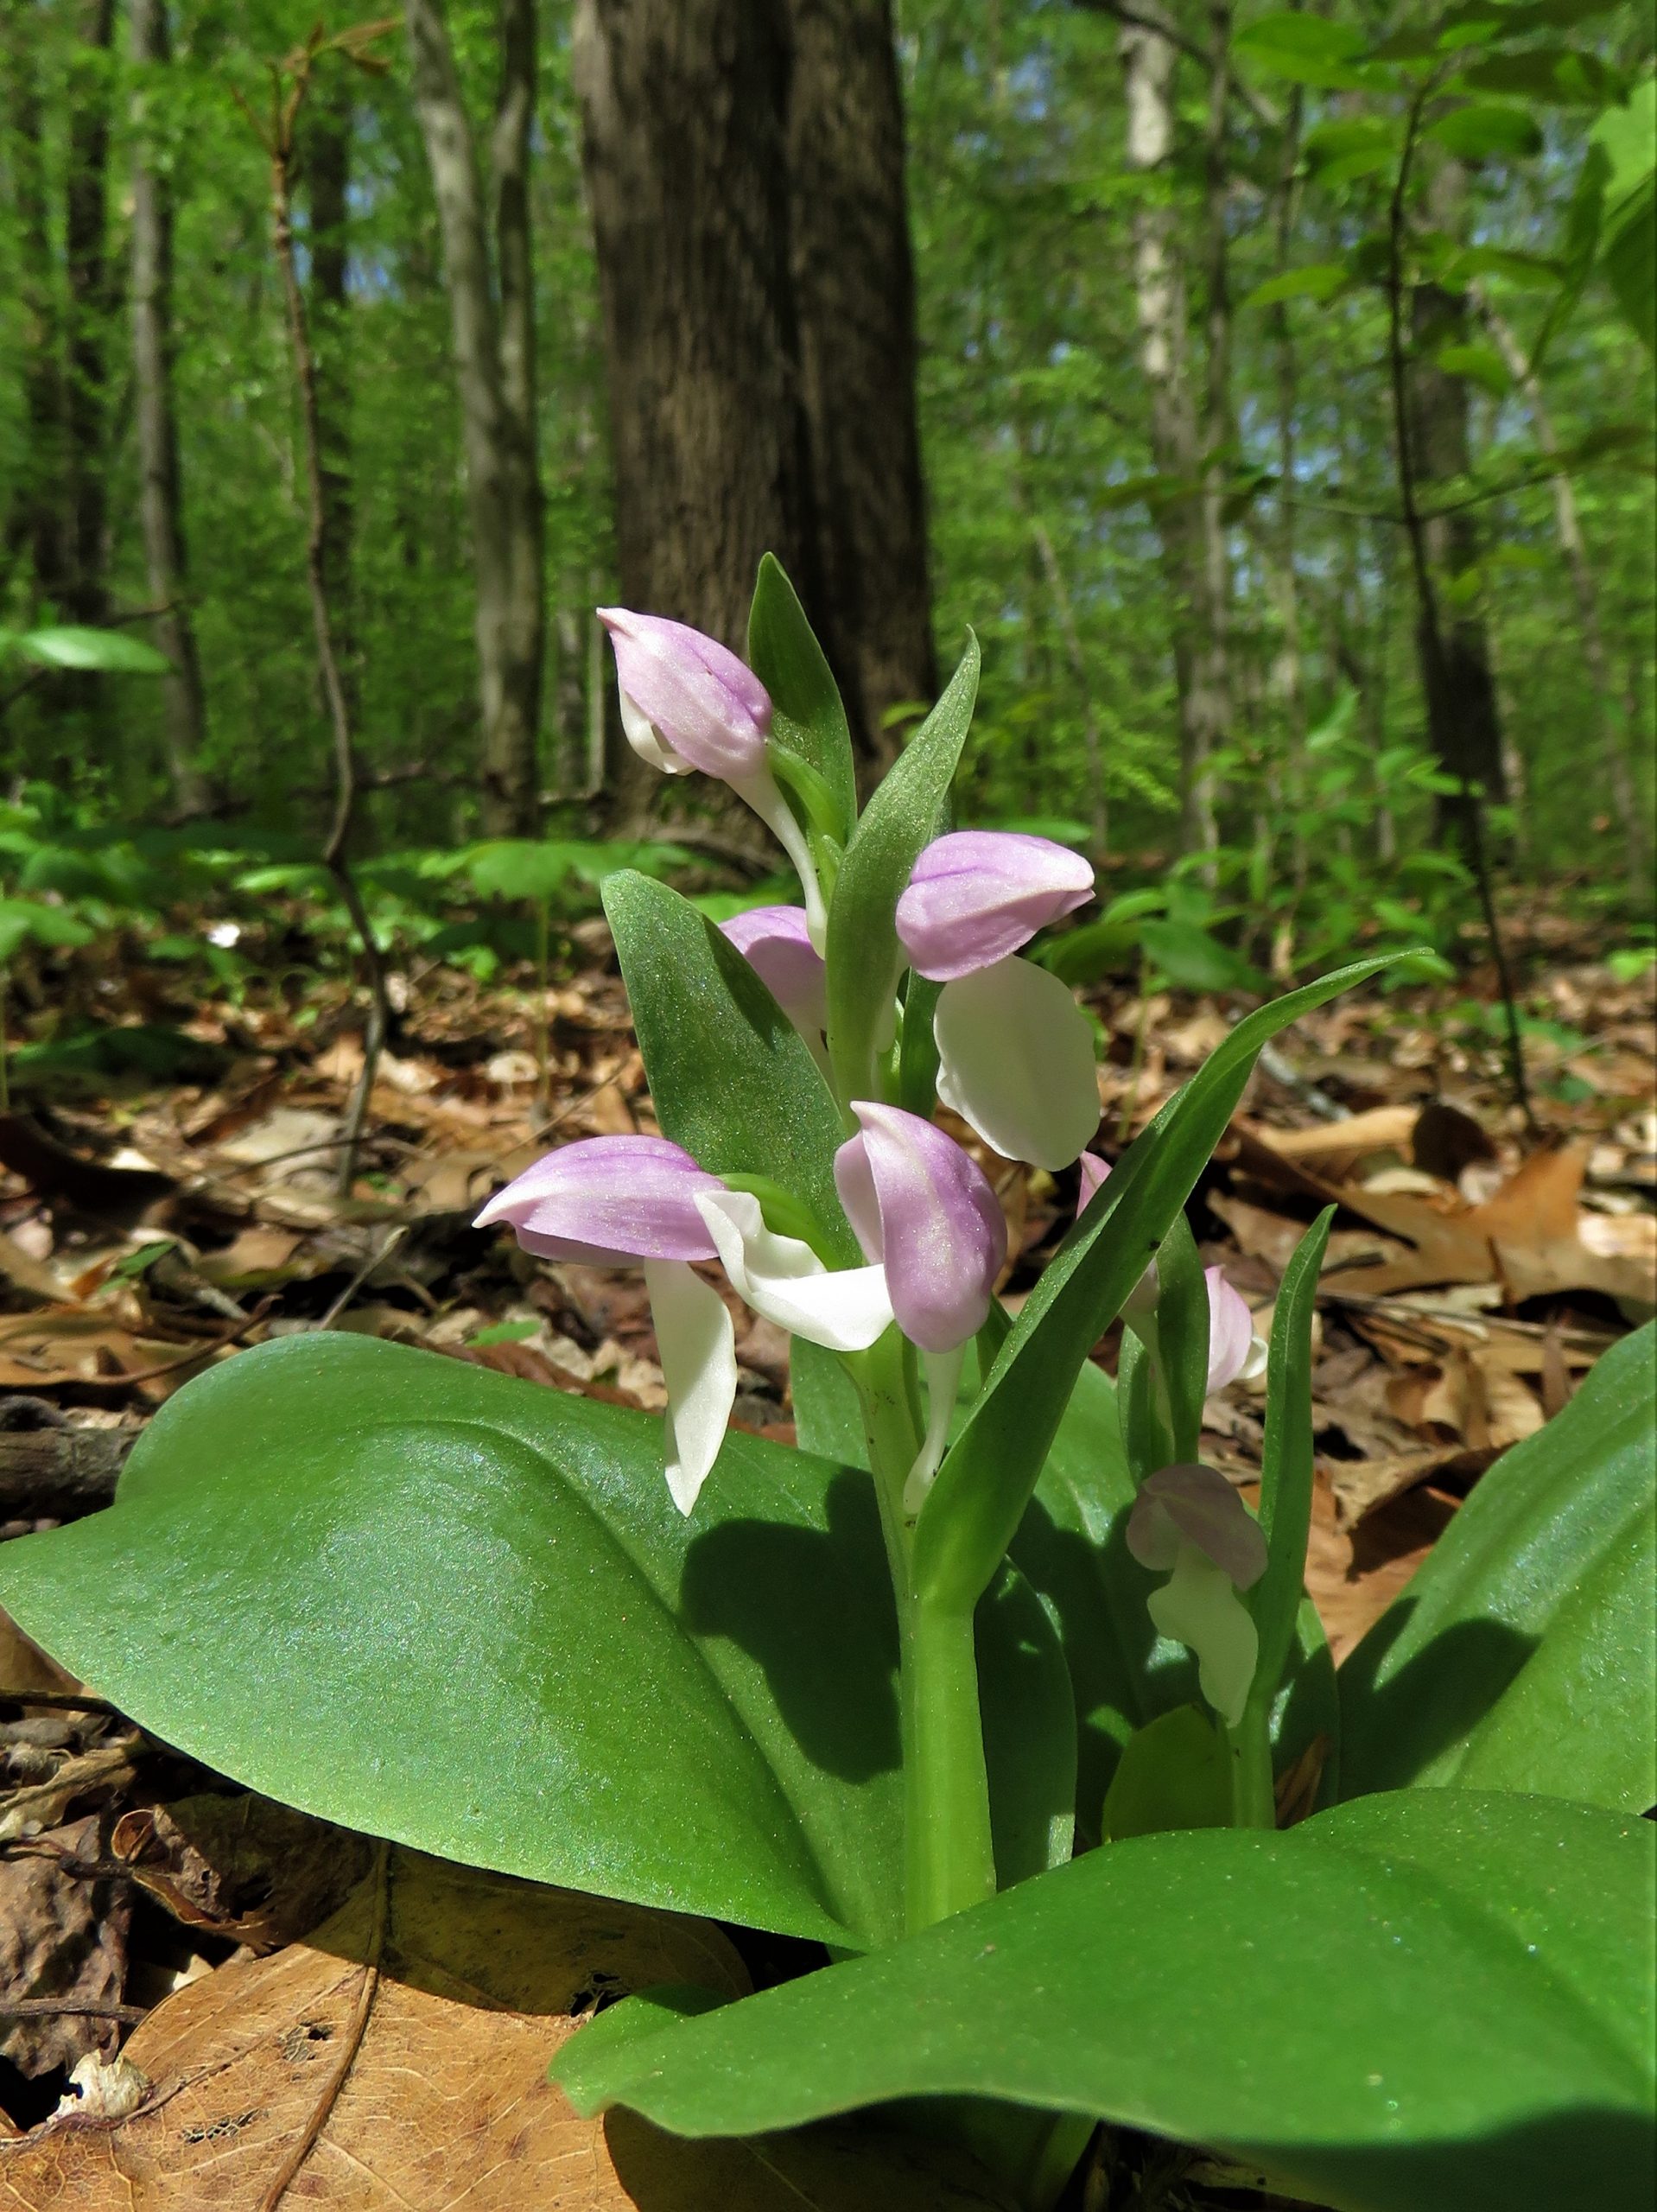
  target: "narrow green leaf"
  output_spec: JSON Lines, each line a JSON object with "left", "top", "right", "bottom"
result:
{"left": 913, "top": 955, "right": 1404, "bottom": 1612}
{"left": 825, "top": 638, "right": 980, "bottom": 1107}
{"left": 1240, "top": 262, "right": 1351, "bottom": 311}
{"left": 1248, "top": 1209, "right": 1336, "bottom": 1716}
{"left": 0, "top": 1334, "right": 909, "bottom": 1945}
{"left": 1151, "top": 1212, "right": 1208, "bottom": 1465}
{"left": 746, "top": 554, "right": 857, "bottom": 848}
{"left": 555, "top": 1791, "right": 1657, "bottom": 2212}
{"left": 1341, "top": 1323, "right": 1656, "bottom": 1812}
{"left": 603, "top": 869, "right": 857, "bottom": 1261}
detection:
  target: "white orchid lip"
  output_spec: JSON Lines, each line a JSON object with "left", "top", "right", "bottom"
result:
{"left": 695, "top": 1188, "right": 893, "bottom": 1353}
{"left": 933, "top": 955, "right": 1101, "bottom": 1170}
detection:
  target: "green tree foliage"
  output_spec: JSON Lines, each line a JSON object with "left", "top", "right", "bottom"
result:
{"left": 0, "top": 0, "right": 1650, "bottom": 931}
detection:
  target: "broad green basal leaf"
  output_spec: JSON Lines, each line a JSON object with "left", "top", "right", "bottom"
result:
{"left": 556, "top": 1790, "right": 1657, "bottom": 2212}
{"left": 0, "top": 1334, "right": 905, "bottom": 1947}
{"left": 1341, "top": 1322, "right": 1656, "bottom": 1814}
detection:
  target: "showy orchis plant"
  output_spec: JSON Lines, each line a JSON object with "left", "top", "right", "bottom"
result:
{"left": 482, "top": 602, "right": 1292, "bottom": 1930}
{"left": 1, "top": 559, "right": 1650, "bottom": 2212}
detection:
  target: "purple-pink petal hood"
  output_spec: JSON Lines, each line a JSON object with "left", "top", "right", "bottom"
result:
{"left": 719, "top": 904, "right": 828, "bottom": 1034}
{"left": 834, "top": 1103, "right": 1006, "bottom": 1353}
{"left": 475, "top": 1135, "right": 723, "bottom": 1266}
{"left": 896, "top": 830, "right": 1095, "bottom": 982}
{"left": 599, "top": 607, "right": 771, "bottom": 779}
{"left": 1126, "top": 1463, "right": 1267, "bottom": 1590}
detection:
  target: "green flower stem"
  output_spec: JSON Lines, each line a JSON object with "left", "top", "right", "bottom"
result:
{"left": 1225, "top": 1714, "right": 1277, "bottom": 1830}
{"left": 852, "top": 1329, "right": 997, "bottom": 1934}
{"left": 902, "top": 1597, "right": 998, "bottom": 1928}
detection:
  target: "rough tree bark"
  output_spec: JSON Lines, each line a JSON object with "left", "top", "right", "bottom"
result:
{"left": 1404, "top": 153, "right": 1508, "bottom": 834}
{"left": 404, "top": 0, "right": 546, "bottom": 836}
{"left": 573, "top": 0, "right": 935, "bottom": 800}
{"left": 130, "top": 0, "right": 210, "bottom": 813}
{"left": 2, "top": 11, "right": 69, "bottom": 607}
{"left": 1119, "top": 2, "right": 1224, "bottom": 861}
{"left": 63, "top": 0, "right": 117, "bottom": 628}
{"left": 787, "top": 0, "right": 936, "bottom": 770}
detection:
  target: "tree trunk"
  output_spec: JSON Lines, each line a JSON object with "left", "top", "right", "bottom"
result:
{"left": 2, "top": 10, "right": 69, "bottom": 608}
{"left": 304, "top": 68, "right": 357, "bottom": 721}
{"left": 63, "top": 0, "right": 117, "bottom": 629}
{"left": 130, "top": 0, "right": 210, "bottom": 813}
{"left": 1119, "top": 3, "right": 1222, "bottom": 861}
{"left": 787, "top": 0, "right": 936, "bottom": 772}
{"left": 404, "top": 0, "right": 545, "bottom": 836}
{"left": 1404, "top": 154, "right": 1507, "bottom": 837}
{"left": 1477, "top": 290, "right": 1649, "bottom": 896}
{"left": 574, "top": 0, "right": 935, "bottom": 801}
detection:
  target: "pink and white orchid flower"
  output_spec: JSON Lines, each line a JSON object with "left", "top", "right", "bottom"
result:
{"left": 600, "top": 609, "right": 827, "bottom": 948}
{"left": 475, "top": 1137, "right": 735, "bottom": 1516}
{"left": 835, "top": 1103, "right": 1006, "bottom": 1511}
{"left": 898, "top": 832, "right": 1100, "bottom": 1171}
{"left": 1127, "top": 1463, "right": 1267, "bottom": 1727}
{"left": 479, "top": 1117, "right": 1005, "bottom": 1519}
{"left": 1076, "top": 1155, "right": 1267, "bottom": 1386}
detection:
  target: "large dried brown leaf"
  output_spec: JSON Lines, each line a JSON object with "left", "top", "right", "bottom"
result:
{"left": 0, "top": 1851, "right": 1008, "bottom": 2210}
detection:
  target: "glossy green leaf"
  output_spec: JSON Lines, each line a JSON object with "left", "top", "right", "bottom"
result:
{"left": 1427, "top": 102, "right": 1545, "bottom": 162}
{"left": 1101, "top": 1703, "right": 1228, "bottom": 1840}
{"left": 1235, "top": 11, "right": 1368, "bottom": 88}
{"left": 1241, "top": 261, "right": 1351, "bottom": 311}
{"left": 1341, "top": 1322, "right": 1656, "bottom": 1813}
{"left": 603, "top": 869, "right": 857, "bottom": 1261}
{"left": 555, "top": 1791, "right": 1657, "bottom": 2212}
{"left": 10, "top": 624, "right": 171, "bottom": 674}
{"left": 0, "top": 1333, "right": 905, "bottom": 1947}
{"left": 825, "top": 637, "right": 979, "bottom": 1106}
{"left": 1007, "top": 1357, "right": 1336, "bottom": 1834}
{"left": 746, "top": 555, "right": 856, "bottom": 847}
{"left": 913, "top": 954, "right": 1403, "bottom": 1615}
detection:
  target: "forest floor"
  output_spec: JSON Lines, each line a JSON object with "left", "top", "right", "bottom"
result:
{"left": 0, "top": 903, "right": 1651, "bottom": 2204}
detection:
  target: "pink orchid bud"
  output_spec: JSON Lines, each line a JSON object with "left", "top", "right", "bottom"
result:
{"left": 475, "top": 1135, "right": 723, "bottom": 1266}
{"left": 834, "top": 1103, "right": 1006, "bottom": 1354}
{"left": 1206, "top": 1267, "right": 1267, "bottom": 1393}
{"left": 1126, "top": 1464, "right": 1267, "bottom": 1592}
{"left": 598, "top": 608, "right": 771, "bottom": 781}
{"left": 896, "top": 830, "right": 1095, "bottom": 983}
{"left": 719, "top": 905, "right": 828, "bottom": 1039}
